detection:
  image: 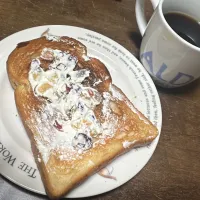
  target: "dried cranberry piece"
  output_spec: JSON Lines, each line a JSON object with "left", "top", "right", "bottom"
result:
{"left": 66, "top": 85, "right": 71, "bottom": 93}
{"left": 88, "top": 89, "right": 94, "bottom": 97}
{"left": 54, "top": 120, "right": 63, "bottom": 131}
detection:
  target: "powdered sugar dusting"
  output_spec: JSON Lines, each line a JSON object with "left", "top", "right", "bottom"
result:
{"left": 82, "top": 55, "right": 90, "bottom": 61}
{"left": 102, "top": 92, "right": 112, "bottom": 119}
{"left": 101, "top": 92, "right": 118, "bottom": 136}
{"left": 28, "top": 49, "right": 104, "bottom": 163}
{"left": 109, "top": 84, "right": 150, "bottom": 124}
{"left": 27, "top": 42, "right": 151, "bottom": 166}
{"left": 45, "top": 34, "right": 61, "bottom": 42}
{"left": 123, "top": 140, "right": 136, "bottom": 148}
{"left": 28, "top": 48, "right": 120, "bottom": 164}
{"left": 93, "top": 79, "right": 102, "bottom": 86}
{"left": 109, "top": 84, "right": 123, "bottom": 100}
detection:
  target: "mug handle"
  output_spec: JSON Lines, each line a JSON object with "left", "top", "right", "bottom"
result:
{"left": 135, "top": 0, "right": 160, "bottom": 36}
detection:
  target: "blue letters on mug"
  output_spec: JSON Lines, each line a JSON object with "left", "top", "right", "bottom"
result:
{"left": 141, "top": 51, "right": 194, "bottom": 85}
{"left": 140, "top": 51, "right": 154, "bottom": 73}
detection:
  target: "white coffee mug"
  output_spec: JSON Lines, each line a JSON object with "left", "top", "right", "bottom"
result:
{"left": 135, "top": 0, "right": 200, "bottom": 88}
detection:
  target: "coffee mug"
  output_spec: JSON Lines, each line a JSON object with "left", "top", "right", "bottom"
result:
{"left": 135, "top": 0, "right": 200, "bottom": 88}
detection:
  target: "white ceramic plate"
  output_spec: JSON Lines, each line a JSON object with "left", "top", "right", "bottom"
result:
{"left": 0, "top": 25, "right": 162, "bottom": 198}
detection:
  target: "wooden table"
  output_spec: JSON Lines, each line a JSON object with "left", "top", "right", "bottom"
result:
{"left": 0, "top": 0, "right": 200, "bottom": 199}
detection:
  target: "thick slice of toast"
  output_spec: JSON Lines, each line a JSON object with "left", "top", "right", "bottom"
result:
{"left": 7, "top": 34, "right": 158, "bottom": 199}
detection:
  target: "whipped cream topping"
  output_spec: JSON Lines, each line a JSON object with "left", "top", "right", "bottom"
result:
{"left": 28, "top": 48, "right": 115, "bottom": 163}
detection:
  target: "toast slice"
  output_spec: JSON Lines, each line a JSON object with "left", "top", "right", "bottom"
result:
{"left": 7, "top": 34, "right": 158, "bottom": 199}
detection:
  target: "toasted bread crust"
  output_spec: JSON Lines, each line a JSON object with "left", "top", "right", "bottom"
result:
{"left": 8, "top": 36, "right": 158, "bottom": 199}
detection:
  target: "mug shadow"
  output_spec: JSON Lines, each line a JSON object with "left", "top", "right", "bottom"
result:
{"left": 128, "top": 31, "right": 142, "bottom": 50}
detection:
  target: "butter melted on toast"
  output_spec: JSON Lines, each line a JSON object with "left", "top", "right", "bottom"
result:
{"left": 7, "top": 34, "right": 158, "bottom": 199}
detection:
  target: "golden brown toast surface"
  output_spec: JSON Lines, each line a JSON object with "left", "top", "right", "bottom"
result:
{"left": 7, "top": 35, "right": 158, "bottom": 199}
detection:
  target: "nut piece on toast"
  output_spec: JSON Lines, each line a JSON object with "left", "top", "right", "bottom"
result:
{"left": 7, "top": 33, "right": 158, "bottom": 199}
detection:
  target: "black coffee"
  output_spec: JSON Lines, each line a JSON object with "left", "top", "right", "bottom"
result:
{"left": 164, "top": 12, "right": 200, "bottom": 48}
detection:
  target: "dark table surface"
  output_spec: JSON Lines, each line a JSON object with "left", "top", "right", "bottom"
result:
{"left": 0, "top": 0, "right": 200, "bottom": 200}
